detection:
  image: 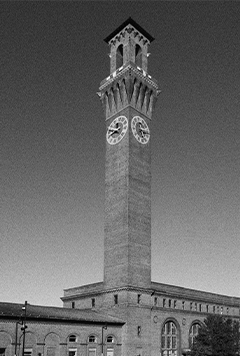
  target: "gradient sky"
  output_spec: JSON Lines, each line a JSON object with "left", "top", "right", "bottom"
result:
{"left": 1, "top": 1, "right": 240, "bottom": 307}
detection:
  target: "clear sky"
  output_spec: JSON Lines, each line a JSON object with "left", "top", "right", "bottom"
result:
{"left": 1, "top": 1, "right": 240, "bottom": 307}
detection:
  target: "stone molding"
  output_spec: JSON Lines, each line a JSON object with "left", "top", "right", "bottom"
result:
{"left": 99, "top": 64, "right": 159, "bottom": 120}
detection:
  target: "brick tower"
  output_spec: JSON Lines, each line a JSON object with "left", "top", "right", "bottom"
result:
{"left": 98, "top": 18, "right": 159, "bottom": 290}
{"left": 63, "top": 18, "right": 159, "bottom": 356}
{"left": 62, "top": 19, "right": 240, "bottom": 356}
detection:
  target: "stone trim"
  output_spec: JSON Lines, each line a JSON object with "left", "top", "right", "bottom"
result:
{"left": 99, "top": 64, "right": 158, "bottom": 91}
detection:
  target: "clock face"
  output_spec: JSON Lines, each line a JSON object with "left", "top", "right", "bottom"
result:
{"left": 106, "top": 116, "right": 128, "bottom": 145}
{"left": 131, "top": 116, "right": 150, "bottom": 144}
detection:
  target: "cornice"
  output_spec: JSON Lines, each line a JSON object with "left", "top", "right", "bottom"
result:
{"left": 99, "top": 64, "right": 159, "bottom": 92}
{"left": 151, "top": 281, "right": 240, "bottom": 307}
{"left": 62, "top": 282, "right": 240, "bottom": 311}
{"left": 62, "top": 285, "right": 155, "bottom": 301}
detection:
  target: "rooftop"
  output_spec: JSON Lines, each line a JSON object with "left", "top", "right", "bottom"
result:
{"left": 0, "top": 302, "right": 124, "bottom": 325}
{"left": 104, "top": 17, "right": 154, "bottom": 43}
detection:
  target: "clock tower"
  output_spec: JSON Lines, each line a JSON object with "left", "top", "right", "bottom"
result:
{"left": 62, "top": 19, "right": 160, "bottom": 356}
{"left": 62, "top": 19, "right": 240, "bottom": 356}
{"left": 98, "top": 18, "right": 159, "bottom": 289}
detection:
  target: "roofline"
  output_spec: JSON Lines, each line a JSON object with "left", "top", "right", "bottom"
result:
{"left": 0, "top": 313, "right": 124, "bottom": 326}
{"left": 104, "top": 17, "right": 154, "bottom": 43}
{"left": 0, "top": 302, "right": 125, "bottom": 325}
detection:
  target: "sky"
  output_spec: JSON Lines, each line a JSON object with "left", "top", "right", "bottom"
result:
{"left": 1, "top": 1, "right": 240, "bottom": 307}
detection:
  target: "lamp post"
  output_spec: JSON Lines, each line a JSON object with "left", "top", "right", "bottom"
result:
{"left": 101, "top": 324, "right": 107, "bottom": 356}
{"left": 15, "top": 320, "right": 23, "bottom": 356}
{"left": 21, "top": 301, "right": 28, "bottom": 356}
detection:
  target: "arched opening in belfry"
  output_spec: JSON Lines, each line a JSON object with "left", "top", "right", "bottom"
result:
{"left": 135, "top": 44, "right": 142, "bottom": 68}
{"left": 116, "top": 44, "right": 123, "bottom": 69}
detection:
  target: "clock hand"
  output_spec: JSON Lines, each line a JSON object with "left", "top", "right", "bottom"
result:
{"left": 109, "top": 128, "right": 120, "bottom": 133}
{"left": 109, "top": 129, "right": 120, "bottom": 136}
{"left": 138, "top": 122, "right": 149, "bottom": 136}
{"left": 139, "top": 128, "right": 149, "bottom": 137}
{"left": 108, "top": 125, "right": 121, "bottom": 136}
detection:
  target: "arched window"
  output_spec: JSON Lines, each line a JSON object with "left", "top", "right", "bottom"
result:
{"left": 44, "top": 332, "right": 60, "bottom": 356}
{"left": 106, "top": 336, "right": 114, "bottom": 343}
{"left": 116, "top": 45, "right": 123, "bottom": 69}
{"left": 88, "top": 335, "right": 97, "bottom": 356}
{"left": 135, "top": 44, "right": 142, "bottom": 68}
{"left": 88, "top": 335, "right": 97, "bottom": 343}
{"left": 69, "top": 335, "right": 77, "bottom": 343}
{"left": 161, "top": 321, "right": 178, "bottom": 356}
{"left": 189, "top": 323, "right": 200, "bottom": 348}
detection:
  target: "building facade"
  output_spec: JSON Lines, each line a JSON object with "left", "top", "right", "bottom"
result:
{"left": 61, "top": 18, "right": 240, "bottom": 356}
{"left": 0, "top": 303, "right": 124, "bottom": 356}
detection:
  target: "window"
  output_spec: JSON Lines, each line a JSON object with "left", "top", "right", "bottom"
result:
{"left": 88, "top": 336, "right": 96, "bottom": 343}
{"left": 161, "top": 321, "right": 178, "bottom": 356}
{"left": 106, "top": 349, "right": 114, "bottom": 356}
{"left": 206, "top": 304, "right": 209, "bottom": 313}
{"left": 69, "top": 335, "right": 77, "bottom": 343}
{"left": 189, "top": 323, "right": 200, "bottom": 347}
{"left": 220, "top": 307, "right": 223, "bottom": 315}
{"left": 68, "top": 349, "right": 77, "bottom": 356}
{"left": 190, "top": 302, "right": 193, "bottom": 311}
{"left": 199, "top": 304, "right": 202, "bottom": 312}
{"left": 154, "top": 297, "right": 158, "bottom": 306}
{"left": 114, "top": 294, "right": 118, "bottom": 305}
{"left": 168, "top": 299, "right": 172, "bottom": 308}
{"left": 195, "top": 303, "right": 197, "bottom": 311}
{"left": 135, "top": 44, "right": 142, "bottom": 68}
{"left": 227, "top": 307, "right": 229, "bottom": 315}
{"left": 88, "top": 349, "right": 96, "bottom": 356}
{"left": 174, "top": 300, "right": 177, "bottom": 309}
{"left": 163, "top": 299, "right": 166, "bottom": 308}
{"left": 72, "top": 302, "right": 75, "bottom": 309}
{"left": 182, "top": 301, "right": 185, "bottom": 310}
{"left": 137, "top": 326, "right": 141, "bottom": 337}
{"left": 91, "top": 298, "right": 95, "bottom": 308}
{"left": 106, "top": 336, "right": 114, "bottom": 343}
{"left": 116, "top": 45, "right": 123, "bottom": 69}
{"left": 137, "top": 294, "right": 141, "bottom": 304}
{"left": 213, "top": 306, "right": 215, "bottom": 313}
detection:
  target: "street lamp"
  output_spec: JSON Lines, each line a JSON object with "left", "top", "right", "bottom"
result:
{"left": 14, "top": 320, "right": 23, "bottom": 356}
{"left": 101, "top": 324, "right": 107, "bottom": 356}
{"left": 14, "top": 301, "right": 27, "bottom": 356}
{"left": 21, "top": 301, "right": 28, "bottom": 356}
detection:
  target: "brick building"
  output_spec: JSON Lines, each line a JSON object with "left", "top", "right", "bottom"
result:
{"left": 61, "top": 18, "right": 240, "bottom": 356}
{"left": 1, "top": 18, "right": 239, "bottom": 356}
{"left": 0, "top": 303, "right": 124, "bottom": 356}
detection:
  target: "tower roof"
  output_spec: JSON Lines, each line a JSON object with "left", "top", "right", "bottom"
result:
{"left": 104, "top": 17, "right": 154, "bottom": 43}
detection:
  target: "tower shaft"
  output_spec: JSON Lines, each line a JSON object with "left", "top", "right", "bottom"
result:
{"left": 99, "top": 20, "right": 159, "bottom": 289}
